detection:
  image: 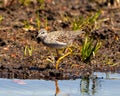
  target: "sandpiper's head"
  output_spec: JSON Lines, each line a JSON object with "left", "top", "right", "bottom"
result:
{"left": 37, "top": 29, "right": 47, "bottom": 39}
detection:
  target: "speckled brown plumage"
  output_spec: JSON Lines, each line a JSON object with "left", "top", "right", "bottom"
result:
{"left": 37, "top": 29, "right": 85, "bottom": 48}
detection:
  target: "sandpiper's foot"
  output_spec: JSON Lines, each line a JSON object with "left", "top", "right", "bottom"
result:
{"left": 56, "top": 48, "right": 72, "bottom": 70}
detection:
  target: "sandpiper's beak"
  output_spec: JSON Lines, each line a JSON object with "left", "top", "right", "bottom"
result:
{"left": 36, "top": 34, "right": 42, "bottom": 43}
{"left": 36, "top": 35, "right": 39, "bottom": 38}
{"left": 36, "top": 33, "right": 40, "bottom": 38}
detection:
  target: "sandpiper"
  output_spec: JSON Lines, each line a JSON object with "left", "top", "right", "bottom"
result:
{"left": 37, "top": 29, "right": 85, "bottom": 48}
{"left": 37, "top": 28, "right": 85, "bottom": 69}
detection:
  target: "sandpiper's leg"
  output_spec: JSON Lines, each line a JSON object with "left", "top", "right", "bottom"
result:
{"left": 56, "top": 48, "right": 72, "bottom": 70}
{"left": 46, "top": 48, "right": 64, "bottom": 68}
{"left": 46, "top": 48, "right": 56, "bottom": 66}
{"left": 55, "top": 80, "right": 60, "bottom": 95}
{"left": 56, "top": 49, "right": 61, "bottom": 58}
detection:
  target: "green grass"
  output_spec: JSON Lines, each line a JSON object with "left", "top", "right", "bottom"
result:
{"left": 24, "top": 45, "right": 33, "bottom": 56}
{"left": 45, "top": 16, "right": 48, "bottom": 29}
{"left": 71, "top": 10, "right": 101, "bottom": 31}
{"left": 37, "top": 0, "right": 45, "bottom": 9}
{"left": 35, "top": 11, "right": 49, "bottom": 30}
{"left": 81, "top": 35, "right": 101, "bottom": 62}
{"left": 36, "top": 12, "right": 41, "bottom": 30}
{"left": 0, "top": 15, "right": 3, "bottom": 23}
{"left": 19, "top": 0, "right": 31, "bottom": 6}
{"left": 22, "top": 20, "right": 34, "bottom": 31}
{"left": 19, "top": 0, "right": 45, "bottom": 8}
{"left": 70, "top": 11, "right": 102, "bottom": 62}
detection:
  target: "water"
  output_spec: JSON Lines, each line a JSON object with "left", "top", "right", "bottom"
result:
{"left": 0, "top": 72, "right": 120, "bottom": 96}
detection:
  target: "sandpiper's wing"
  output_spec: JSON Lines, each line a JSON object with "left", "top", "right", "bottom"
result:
{"left": 46, "top": 30, "right": 85, "bottom": 43}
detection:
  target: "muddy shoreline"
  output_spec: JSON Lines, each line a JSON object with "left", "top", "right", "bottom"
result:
{"left": 0, "top": 0, "right": 120, "bottom": 80}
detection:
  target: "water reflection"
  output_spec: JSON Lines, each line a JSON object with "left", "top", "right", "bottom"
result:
{"left": 55, "top": 80, "right": 60, "bottom": 95}
{"left": 80, "top": 78, "right": 101, "bottom": 96}
{"left": 55, "top": 80, "right": 70, "bottom": 96}
{"left": 54, "top": 77, "right": 101, "bottom": 96}
{"left": 105, "top": 72, "right": 120, "bottom": 80}
{"left": 0, "top": 72, "right": 120, "bottom": 96}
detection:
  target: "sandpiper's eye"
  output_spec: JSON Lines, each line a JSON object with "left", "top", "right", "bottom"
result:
{"left": 39, "top": 29, "right": 47, "bottom": 35}
{"left": 42, "top": 31, "right": 45, "bottom": 34}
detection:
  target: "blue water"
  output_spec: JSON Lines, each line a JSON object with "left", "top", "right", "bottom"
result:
{"left": 0, "top": 72, "right": 120, "bottom": 96}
